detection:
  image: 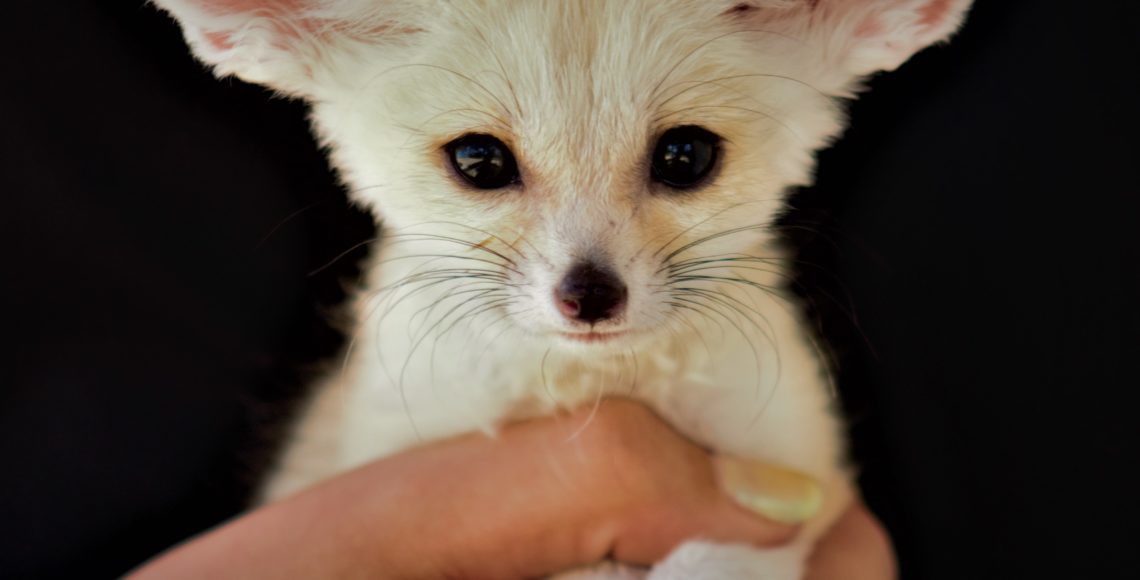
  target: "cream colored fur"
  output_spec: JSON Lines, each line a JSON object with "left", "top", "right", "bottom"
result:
{"left": 153, "top": 1, "right": 972, "bottom": 577}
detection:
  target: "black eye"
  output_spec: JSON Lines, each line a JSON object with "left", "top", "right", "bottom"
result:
{"left": 650, "top": 125, "right": 720, "bottom": 190}
{"left": 446, "top": 134, "right": 520, "bottom": 189}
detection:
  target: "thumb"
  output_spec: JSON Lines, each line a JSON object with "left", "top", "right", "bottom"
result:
{"left": 608, "top": 456, "right": 821, "bottom": 565}
{"left": 675, "top": 456, "right": 821, "bottom": 551}
{"left": 712, "top": 456, "right": 824, "bottom": 525}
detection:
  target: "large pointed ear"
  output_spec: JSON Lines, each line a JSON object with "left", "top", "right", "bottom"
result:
{"left": 735, "top": 0, "right": 972, "bottom": 77}
{"left": 151, "top": 1, "right": 424, "bottom": 97}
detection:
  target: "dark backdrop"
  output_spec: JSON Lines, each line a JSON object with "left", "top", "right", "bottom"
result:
{"left": 2, "top": 1, "right": 1138, "bottom": 578}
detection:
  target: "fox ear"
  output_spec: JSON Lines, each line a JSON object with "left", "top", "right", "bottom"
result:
{"left": 151, "top": 0, "right": 423, "bottom": 96}
{"left": 731, "top": 0, "right": 971, "bottom": 77}
{"left": 819, "top": 0, "right": 973, "bottom": 75}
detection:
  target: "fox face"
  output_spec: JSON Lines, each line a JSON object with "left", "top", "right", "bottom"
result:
{"left": 155, "top": 0, "right": 969, "bottom": 351}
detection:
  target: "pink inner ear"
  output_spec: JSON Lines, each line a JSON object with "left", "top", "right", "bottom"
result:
{"left": 190, "top": 0, "right": 423, "bottom": 53}
{"left": 918, "top": 0, "right": 955, "bottom": 27}
{"left": 199, "top": 0, "right": 307, "bottom": 15}
{"left": 204, "top": 30, "right": 235, "bottom": 51}
{"left": 854, "top": 17, "right": 883, "bottom": 38}
{"left": 194, "top": 0, "right": 311, "bottom": 52}
{"left": 850, "top": 0, "right": 956, "bottom": 40}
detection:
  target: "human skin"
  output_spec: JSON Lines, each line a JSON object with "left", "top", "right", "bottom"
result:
{"left": 130, "top": 400, "right": 893, "bottom": 579}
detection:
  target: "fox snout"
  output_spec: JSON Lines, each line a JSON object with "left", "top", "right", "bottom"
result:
{"left": 554, "top": 261, "right": 628, "bottom": 324}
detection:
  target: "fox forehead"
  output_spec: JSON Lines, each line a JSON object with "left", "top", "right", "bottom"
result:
{"left": 148, "top": 0, "right": 969, "bottom": 228}
{"left": 345, "top": 1, "right": 824, "bottom": 202}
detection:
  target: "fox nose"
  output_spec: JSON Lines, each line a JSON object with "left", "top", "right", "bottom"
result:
{"left": 556, "top": 262, "right": 628, "bottom": 324}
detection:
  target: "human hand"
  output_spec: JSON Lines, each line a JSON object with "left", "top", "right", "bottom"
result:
{"left": 130, "top": 399, "right": 892, "bottom": 579}
{"left": 807, "top": 500, "right": 896, "bottom": 580}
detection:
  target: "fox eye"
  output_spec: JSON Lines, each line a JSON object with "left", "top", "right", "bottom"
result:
{"left": 650, "top": 126, "right": 720, "bottom": 190}
{"left": 446, "top": 134, "right": 520, "bottom": 189}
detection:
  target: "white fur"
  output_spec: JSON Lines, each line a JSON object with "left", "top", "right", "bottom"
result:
{"left": 154, "top": 1, "right": 971, "bottom": 577}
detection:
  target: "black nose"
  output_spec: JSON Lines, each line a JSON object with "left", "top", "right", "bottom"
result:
{"left": 556, "top": 262, "right": 628, "bottom": 324}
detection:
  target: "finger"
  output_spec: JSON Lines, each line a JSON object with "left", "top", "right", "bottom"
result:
{"left": 806, "top": 502, "right": 897, "bottom": 580}
{"left": 609, "top": 457, "right": 809, "bottom": 565}
{"left": 608, "top": 497, "right": 801, "bottom": 566}
{"left": 680, "top": 456, "right": 820, "bottom": 548}
{"left": 712, "top": 456, "right": 824, "bottom": 525}
{"left": 695, "top": 484, "right": 805, "bottom": 546}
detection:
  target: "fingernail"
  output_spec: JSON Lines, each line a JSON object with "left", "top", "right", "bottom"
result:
{"left": 713, "top": 456, "right": 823, "bottom": 524}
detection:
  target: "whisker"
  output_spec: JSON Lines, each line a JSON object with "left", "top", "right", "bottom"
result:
{"left": 540, "top": 347, "right": 557, "bottom": 407}
{"left": 627, "top": 348, "right": 640, "bottom": 396}
{"left": 660, "top": 222, "right": 775, "bottom": 264}
{"left": 670, "top": 292, "right": 767, "bottom": 406}
{"left": 255, "top": 200, "right": 324, "bottom": 249}
{"left": 365, "top": 273, "right": 505, "bottom": 336}
{"left": 653, "top": 104, "right": 805, "bottom": 144}
{"left": 388, "top": 221, "right": 530, "bottom": 261}
{"left": 371, "top": 251, "right": 517, "bottom": 275}
{"left": 663, "top": 306, "right": 715, "bottom": 362}
{"left": 384, "top": 232, "right": 520, "bottom": 270}
{"left": 649, "top": 28, "right": 806, "bottom": 104}
{"left": 408, "top": 284, "right": 506, "bottom": 338}
{"left": 650, "top": 201, "right": 779, "bottom": 261}
{"left": 309, "top": 237, "right": 381, "bottom": 276}
{"left": 672, "top": 286, "right": 780, "bottom": 363}
{"left": 654, "top": 72, "right": 826, "bottom": 112}
{"left": 428, "top": 294, "right": 513, "bottom": 384}
{"left": 565, "top": 376, "right": 605, "bottom": 443}
{"left": 667, "top": 296, "right": 729, "bottom": 343}
{"left": 444, "top": 1, "right": 523, "bottom": 117}
{"left": 365, "top": 62, "right": 516, "bottom": 120}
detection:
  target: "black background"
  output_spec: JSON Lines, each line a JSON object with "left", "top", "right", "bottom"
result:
{"left": 3, "top": 1, "right": 1139, "bottom": 578}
